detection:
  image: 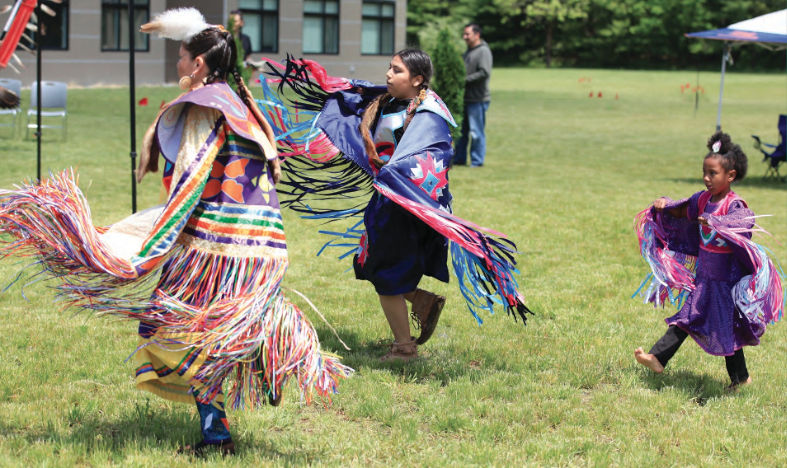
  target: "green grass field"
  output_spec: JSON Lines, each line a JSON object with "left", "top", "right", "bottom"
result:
{"left": 0, "top": 68, "right": 785, "bottom": 466}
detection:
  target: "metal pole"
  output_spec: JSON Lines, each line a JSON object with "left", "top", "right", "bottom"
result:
{"left": 128, "top": 1, "right": 137, "bottom": 213}
{"left": 715, "top": 43, "right": 730, "bottom": 131}
{"left": 35, "top": 1, "right": 41, "bottom": 182}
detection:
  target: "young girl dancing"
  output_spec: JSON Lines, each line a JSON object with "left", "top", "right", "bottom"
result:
{"left": 256, "top": 50, "right": 531, "bottom": 361}
{"left": 633, "top": 131, "right": 783, "bottom": 388}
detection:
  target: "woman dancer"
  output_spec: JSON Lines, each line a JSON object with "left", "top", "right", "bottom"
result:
{"left": 0, "top": 7, "right": 350, "bottom": 455}
{"left": 256, "top": 49, "right": 531, "bottom": 361}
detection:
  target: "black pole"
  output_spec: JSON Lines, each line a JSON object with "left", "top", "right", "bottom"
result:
{"left": 128, "top": 1, "right": 137, "bottom": 213}
{"left": 35, "top": 1, "right": 41, "bottom": 182}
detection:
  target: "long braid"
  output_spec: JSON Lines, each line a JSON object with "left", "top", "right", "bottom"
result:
{"left": 360, "top": 87, "right": 427, "bottom": 170}
{"left": 359, "top": 93, "right": 390, "bottom": 169}
{"left": 232, "top": 68, "right": 276, "bottom": 152}
{"left": 403, "top": 88, "right": 427, "bottom": 134}
{"left": 232, "top": 68, "right": 280, "bottom": 183}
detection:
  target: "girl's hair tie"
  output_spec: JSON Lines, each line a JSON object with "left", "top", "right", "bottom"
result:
{"left": 712, "top": 140, "right": 722, "bottom": 153}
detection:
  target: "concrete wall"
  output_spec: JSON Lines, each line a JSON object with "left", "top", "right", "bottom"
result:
{"left": 1, "top": 0, "right": 406, "bottom": 88}
{"left": 10, "top": 0, "right": 168, "bottom": 87}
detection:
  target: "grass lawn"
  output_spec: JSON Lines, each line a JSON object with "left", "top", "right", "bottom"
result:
{"left": 0, "top": 67, "right": 785, "bottom": 466}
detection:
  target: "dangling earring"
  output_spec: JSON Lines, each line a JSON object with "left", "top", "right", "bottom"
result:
{"left": 178, "top": 73, "right": 194, "bottom": 90}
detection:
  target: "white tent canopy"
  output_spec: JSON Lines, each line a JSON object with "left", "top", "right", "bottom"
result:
{"left": 686, "top": 9, "right": 787, "bottom": 130}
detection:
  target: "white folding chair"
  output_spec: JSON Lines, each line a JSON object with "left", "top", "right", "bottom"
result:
{"left": 0, "top": 78, "right": 22, "bottom": 137}
{"left": 26, "top": 80, "right": 67, "bottom": 140}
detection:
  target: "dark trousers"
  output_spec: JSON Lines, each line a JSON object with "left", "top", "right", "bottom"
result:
{"left": 650, "top": 325, "right": 749, "bottom": 384}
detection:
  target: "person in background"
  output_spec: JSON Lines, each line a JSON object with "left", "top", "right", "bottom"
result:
{"left": 453, "top": 23, "right": 492, "bottom": 168}
{"left": 229, "top": 9, "right": 252, "bottom": 61}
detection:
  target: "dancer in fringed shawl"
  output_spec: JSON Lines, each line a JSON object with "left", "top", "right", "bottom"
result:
{"left": 633, "top": 131, "right": 783, "bottom": 390}
{"left": 0, "top": 8, "right": 351, "bottom": 456}
{"left": 255, "top": 49, "right": 532, "bottom": 362}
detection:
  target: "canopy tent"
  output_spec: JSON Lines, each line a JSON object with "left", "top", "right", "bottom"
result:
{"left": 685, "top": 9, "right": 787, "bottom": 130}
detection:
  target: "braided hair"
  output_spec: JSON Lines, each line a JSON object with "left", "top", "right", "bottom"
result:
{"left": 182, "top": 27, "right": 276, "bottom": 151}
{"left": 139, "top": 23, "right": 278, "bottom": 182}
{"left": 360, "top": 48, "right": 433, "bottom": 169}
{"left": 706, "top": 131, "right": 748, "bottom": 182}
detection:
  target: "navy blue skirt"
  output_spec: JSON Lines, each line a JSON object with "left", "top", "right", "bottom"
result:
{"left": 354, "top": 192, "right": 449, "bottom": 295}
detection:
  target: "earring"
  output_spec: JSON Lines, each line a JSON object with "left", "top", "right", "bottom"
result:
{"left": 178, "top": 73, "right": 194, "bottom": 90}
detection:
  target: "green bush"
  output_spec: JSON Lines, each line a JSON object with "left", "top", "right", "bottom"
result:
{"left": 429, "top": 28, "right": 465, "bottom": 141}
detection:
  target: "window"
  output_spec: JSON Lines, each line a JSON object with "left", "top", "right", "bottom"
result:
{"left": 302, "top": 0, "right": 339, "bottom": 54}
{"left": 362, "top": 0, "right": 394, "bottom": 55}
{"left": 239, "top": 0, "right": 279, "bottom": 53}
{"left": 101, "top": 0, "right": 149, "bottom": 52}
{"left": 27, "top": 0, "right": 70, "bottom": 51}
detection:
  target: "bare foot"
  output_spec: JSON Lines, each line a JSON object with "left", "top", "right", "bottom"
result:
{"left": 634, "top": 347, "right": 664, "bottom": 373}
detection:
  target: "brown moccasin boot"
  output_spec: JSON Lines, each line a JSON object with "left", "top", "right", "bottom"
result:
{"left": 380, "top": 338, "right": 418, "bottom": 362}
{"left": 411, "top": 288, "right": 445, "bottom": 345}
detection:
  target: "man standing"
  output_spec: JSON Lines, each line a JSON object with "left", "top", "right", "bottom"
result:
{"left": 229, "top": 10, "right": 252, "bottom": 61}
{"left": 453, "top": 23, "right": 492, "bottom": 167}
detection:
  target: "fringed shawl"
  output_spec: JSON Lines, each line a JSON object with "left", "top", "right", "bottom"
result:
{"left": 256, "top": 57, "right": 532, "bottom": 324}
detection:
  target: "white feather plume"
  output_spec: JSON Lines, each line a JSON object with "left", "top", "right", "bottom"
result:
{"left": 140, "top": 7, "right": 210, "bottom": 41}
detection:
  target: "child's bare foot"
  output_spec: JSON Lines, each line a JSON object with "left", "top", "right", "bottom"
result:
{"left": 634, "top": 347, "right": 664, "bottom": 373}
{"left": 726, "top": 376, "right": 752, "bottom": 392}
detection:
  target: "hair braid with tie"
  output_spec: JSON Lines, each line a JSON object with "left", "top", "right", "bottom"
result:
{"left": 359, "top": 49, "right": 433, "bottom": 169}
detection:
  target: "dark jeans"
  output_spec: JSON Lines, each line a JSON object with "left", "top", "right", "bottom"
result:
{"left": 453, "top": 101, "right": 490, "bottom": 167}
{"left": 650, "top": 325, "right": 749, "bottom": 384}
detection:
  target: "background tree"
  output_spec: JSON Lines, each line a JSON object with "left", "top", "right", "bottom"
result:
{"left": 429, "top": 28, "right": 466, "bottom": 141}
{"left": 405, "top": 0, "right": 786, "bottom": 71}
{"left": 407, "top": 0, "right": 474, "bottom": 47}
{"left": 493, "top": 0, "right": 588, "bottom": 67}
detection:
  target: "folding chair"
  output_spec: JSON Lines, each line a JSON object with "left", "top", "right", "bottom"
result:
{"left": 26, "top": 80, "right": 67, "bottom": 140}
{"left": 0, "top": 78, "right": 22, "bottom": 136}
{"left": 751, "top": 114, "right": 786, "bottom": 179}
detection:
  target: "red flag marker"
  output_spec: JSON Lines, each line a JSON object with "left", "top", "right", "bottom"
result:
{"left": 138, "top": 97, "right": 148, "bottom": 106}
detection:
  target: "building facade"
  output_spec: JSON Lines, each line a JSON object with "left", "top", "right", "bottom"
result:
{"left": 7, "top": 0, "right": 407, "bottom": 86}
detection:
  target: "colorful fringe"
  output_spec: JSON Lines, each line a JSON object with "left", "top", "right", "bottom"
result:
{"left": 375, "top": 182, "right": 530, "bottom": 323}
{"left": 257, "top": 57, "right": 532, "bottom": 324}
{"left": 633, "top": 207, "right": 696, "bottom": 308}
{"left": 0, "top": 170, "right": 352, "bottom": 409}
{"left": 634, "top": 205, "right": 784, "bottom": 328}
{"left": 707, "top": 214, "right": 785, "bottom": 326}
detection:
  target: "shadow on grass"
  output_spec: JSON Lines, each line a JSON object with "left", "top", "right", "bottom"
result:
{"left": 0, "top": 401, "right": 194, "bottom": 455}
{"left": 637, "top": 367, "right": 732, "bottom": 404}
{"left": 0, "top": 400, "right": 322, "bottom": 462}
{"left": 314, "top": 325, "right": 481, "bottom": 386}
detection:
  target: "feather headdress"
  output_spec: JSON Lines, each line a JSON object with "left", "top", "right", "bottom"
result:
{"left": 139, "top": 7, "right": 210, "bottom": 41}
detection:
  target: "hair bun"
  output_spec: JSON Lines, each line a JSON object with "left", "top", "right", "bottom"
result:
{"left": 707, "top": 131, "right": 732, "bottom": 153}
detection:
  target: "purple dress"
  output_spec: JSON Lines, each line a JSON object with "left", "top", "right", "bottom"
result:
{"left": 663, "top": 191, "right": 764, "bottom": 356}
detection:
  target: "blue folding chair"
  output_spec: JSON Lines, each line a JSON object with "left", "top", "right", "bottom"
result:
{"left": 751, "top": 114, "right": 786, "bottom": 179}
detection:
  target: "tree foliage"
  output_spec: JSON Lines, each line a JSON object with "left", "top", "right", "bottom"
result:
{"left": 407, "top": 0, "right": 787, "bottom": 70}
{"left": 429, "top": 28, "right": 465, "bottom": 141}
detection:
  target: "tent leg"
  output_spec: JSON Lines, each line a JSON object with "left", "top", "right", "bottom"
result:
{"left": 715, "top": 43, "right": 730, "bottom": 132}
